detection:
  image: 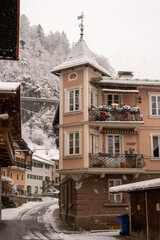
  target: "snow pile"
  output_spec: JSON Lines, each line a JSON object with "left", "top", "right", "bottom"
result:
{"left": 109, "top": 178, "right": 160, "bottom": 193}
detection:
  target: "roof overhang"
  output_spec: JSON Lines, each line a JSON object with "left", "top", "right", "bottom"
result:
{"left": 57, "top": 167, "right": 145, "bottom": 176}
{"left": 102, "top": 88, "right": 139, "bottom": 94}
{"left": 97, "top": 78, "right": 160, "bottom": 88}
{"left": 51, "top": 61, "right": 111, "bottom": 77}
{"left": 109, "top": 178, "right": 160, "bottom": 193}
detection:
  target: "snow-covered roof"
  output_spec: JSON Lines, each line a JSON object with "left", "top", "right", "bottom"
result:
{"left": 0, "top": 82, "right": 20, "bottom": 92}
{"left": 32, "top": 153, "right": 54, "bottom": 165}
{"left": 99, "top": 77, "right": 160, "bottom": 87}
{"left": 51, "top": 38, "right": 111, "bottom": 77}
{"left": 109, "top": 178, "right": 160, "bottom": 193}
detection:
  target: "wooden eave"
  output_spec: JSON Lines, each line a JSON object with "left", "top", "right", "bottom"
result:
{"left": 0, "top": 127, "right": 15, "bottom": 167}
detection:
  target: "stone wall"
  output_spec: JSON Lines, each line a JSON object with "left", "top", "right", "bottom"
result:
{"left": 10, "top": 195, "right": 42, "bottom": 207}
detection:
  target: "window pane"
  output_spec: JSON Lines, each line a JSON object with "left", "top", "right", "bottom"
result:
{"left": 69, "top": 133, "right": 73, "bottom": 154}
{"left": 110, "top": 194, "right": 114, "bottom": 201}
{"left": 75, "top": 90, "right": 79, "bottom": 110}
{"left": 116, "top": 180, "right": 121, "bottom": 186}
{"left": 91, "top": 91, "right": 93, "bottom": 105}
{"left": 107, "top": 95, "right": 112, "bottom": 106}
{"left": 108, "top": 136, "right": 113, "bottom": 154}
{"left": 109, "top": 180, "right": 114, "bottom": 187}
{"left": 152, "top": 96, "right": 157, "bottom": 115}
{"left": 116, "top": 194, "right": 121, "bottom": 202}
{"left": 75, "top": 132, "right": 79, "bottom": 154}
{"left": 153, "top": 136, "right": 159, "bottom": 157}
{"left": 114, "top": 95, "right": 119, "bottom": 103}
{"left": 152, "top": 96, "right": 156, "bottom": 102}
{"left": 69, "top": 91, "right": 74, "bottom": 111}
{"left": 115, "top": 136, "right": 120, "bottom": 154}
{"left": 75, "top": 147, "right": 79, "bottom": 154}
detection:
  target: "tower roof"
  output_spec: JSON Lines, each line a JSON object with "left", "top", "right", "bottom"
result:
{"left": 51, "top": 38, "right": 111, "bottom": 77}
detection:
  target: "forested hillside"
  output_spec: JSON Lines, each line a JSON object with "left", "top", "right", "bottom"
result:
{"left": 0, "top": 15, "right": 114, "bottom": 155}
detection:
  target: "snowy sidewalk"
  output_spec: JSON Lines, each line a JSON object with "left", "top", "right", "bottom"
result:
{"left": 42, "top": 200, "right": 137, "bottom": 240}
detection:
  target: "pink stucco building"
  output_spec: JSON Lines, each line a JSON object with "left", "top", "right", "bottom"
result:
{"left": 52, "top": 34, "right": 160, "bottom": 230}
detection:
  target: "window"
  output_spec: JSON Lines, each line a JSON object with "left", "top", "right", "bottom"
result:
{"left": 108, "top": 179, "right": 122, "bottom": 202}
{"left": 91, "top": 90, "right": 94, "bottom": 105}
{"left": 55, "top": 177, "right": 60, "bottom": 183}
{"left": 10, "top": 172, "right": 13, "bottom": 179}
{"left": 21, "top": 174, "right": 24, "bottom": 181}
{"left": 17, "top": 173, "right": 19, "bottom": 180}
{"left": 45, "top": 176, "right": 50, "bottom": 181}
{"left": 150, "top": 94, "right": 160, "bottom": 116}
{"left": 152, "top": 136, "right": 160, "bottom": 157}
{"left": 107, "top": 135, "right": 121, "bottom": 154}
{"left": 69, "top": 89, "right": 79, "bottom": 112}
{"left": 45, "top": 164, "right": 50, "bottom": 169}
{"left": 3, "top": 171, "right": 5, "bottom": 177}
{"left": 107, "top": 94, "right": 120, "bottom": 107}
{"left": 91, "top": 134, "right": 99, "bottom": 153}
{"left": 69, "top": 132, "right": 79, "bottom": 155}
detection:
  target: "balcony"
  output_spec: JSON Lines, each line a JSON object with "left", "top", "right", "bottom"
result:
{"left": 89, "top": 106, "right": 143, "bottom": 122}
{"left": 0, "top": 127, "right": 15, "bottom": 166}
{"left": 13, "top": 157, "right": 32, "bottom": 169}
{"left": 89, "top": 153, "right": 145, "bottom": 169}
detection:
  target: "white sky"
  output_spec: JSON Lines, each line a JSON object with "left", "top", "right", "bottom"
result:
{"left": 21, "top": 0, "right": 160, "bottom": 79}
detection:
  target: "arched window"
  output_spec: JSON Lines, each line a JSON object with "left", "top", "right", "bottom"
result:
{"left": 34, "top": 186, "right": 38, "bottom": 194}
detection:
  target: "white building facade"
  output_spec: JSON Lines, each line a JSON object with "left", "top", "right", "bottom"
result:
{"left": 26, "top": 154, "right": 54, "bottom": 196}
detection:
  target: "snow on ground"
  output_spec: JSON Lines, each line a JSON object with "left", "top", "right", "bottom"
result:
{"left": 2, "top": 198, "right": 56, "bottom": 221}
{"left": 2, "top": 198, "right": 121, "bottom": 240}
{"left": 43, "top": 200, "right": 121, "bottom": 240}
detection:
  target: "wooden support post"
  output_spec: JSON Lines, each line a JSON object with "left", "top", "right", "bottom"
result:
{"left": 0, "top": 166, "right": 1, "bottom": 223}
{"left": 129, "top": 197, "right": 132, "bottom": 235}
{"left": 145, "top": 192, "right": 149, "bottom": 240}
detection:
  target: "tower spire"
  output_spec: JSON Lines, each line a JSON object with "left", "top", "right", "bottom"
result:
{"left": 77, "top": 12, "right": 84, "bottom": 39}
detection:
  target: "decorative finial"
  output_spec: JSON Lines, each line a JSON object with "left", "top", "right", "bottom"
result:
{"left": 77, "top": 12, "right": 84, "bottom": 39}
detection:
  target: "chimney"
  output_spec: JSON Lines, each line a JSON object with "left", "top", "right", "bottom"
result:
{"left": 118, "top": 71, "right": 134, "bottom": 78}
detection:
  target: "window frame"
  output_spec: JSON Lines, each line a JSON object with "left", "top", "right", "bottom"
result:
{"left": 90, "top": 87, "right": 98, "bottom": 107}
{"left": 69, "top": 132, "right": 80, "bottom": 155}
{"left": 106, "top": 134, "right": 122, "bottom": 154}
{"left": 64, "top": 129, "right": 81, "bottom": 156}
{"left": 108, "top": 179, "right": 122, "bottom": 203}
{"left": 150, "top": 133, "right": 160, "bottom": 159}
{"left": 90, "top": 130, "right": 99, "bottom": 154}
{"left": 64, "top": 86, "right": 82, "bottom": 113}
{"left": 149, "top": 93, "right": 160, "bottom": 117}
{"left": 106, "top": 93, "right": 121, "bottom": 107}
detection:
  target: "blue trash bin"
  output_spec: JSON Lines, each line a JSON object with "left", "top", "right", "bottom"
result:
{"left": 117, "top": 213, "right": 130, "bottom": 235}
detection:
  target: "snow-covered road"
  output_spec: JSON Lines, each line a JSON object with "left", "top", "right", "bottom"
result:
{"left": 0, "top": 198, "right": 134, "bottom": 240}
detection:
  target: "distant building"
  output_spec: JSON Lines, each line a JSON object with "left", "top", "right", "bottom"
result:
{"left": 26, "top": 153, "right": 54, "bottom": 196}
{"left": 50, "top": 158, "right": 60, "bottom": 189}
{"left": 2, "top": 139, "right": 32, "bottom": 195}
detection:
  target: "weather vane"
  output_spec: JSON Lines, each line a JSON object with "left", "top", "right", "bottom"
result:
{"left": 77, "top": 12, "right": 84, "bottom": 38}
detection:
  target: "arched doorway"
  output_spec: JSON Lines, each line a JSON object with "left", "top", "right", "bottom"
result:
{"left": 27, "top": 185, "right": 32, "bottom": 196}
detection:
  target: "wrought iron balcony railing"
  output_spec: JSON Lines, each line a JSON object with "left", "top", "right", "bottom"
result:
{"left": 13, "top": 157, "right": 32, "bottom": 169}
{"left": 89, "top": 153, "right": 145, "bottom": 169}
{"left": 89, "top": 106, "right": 143, "bottom": 122}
